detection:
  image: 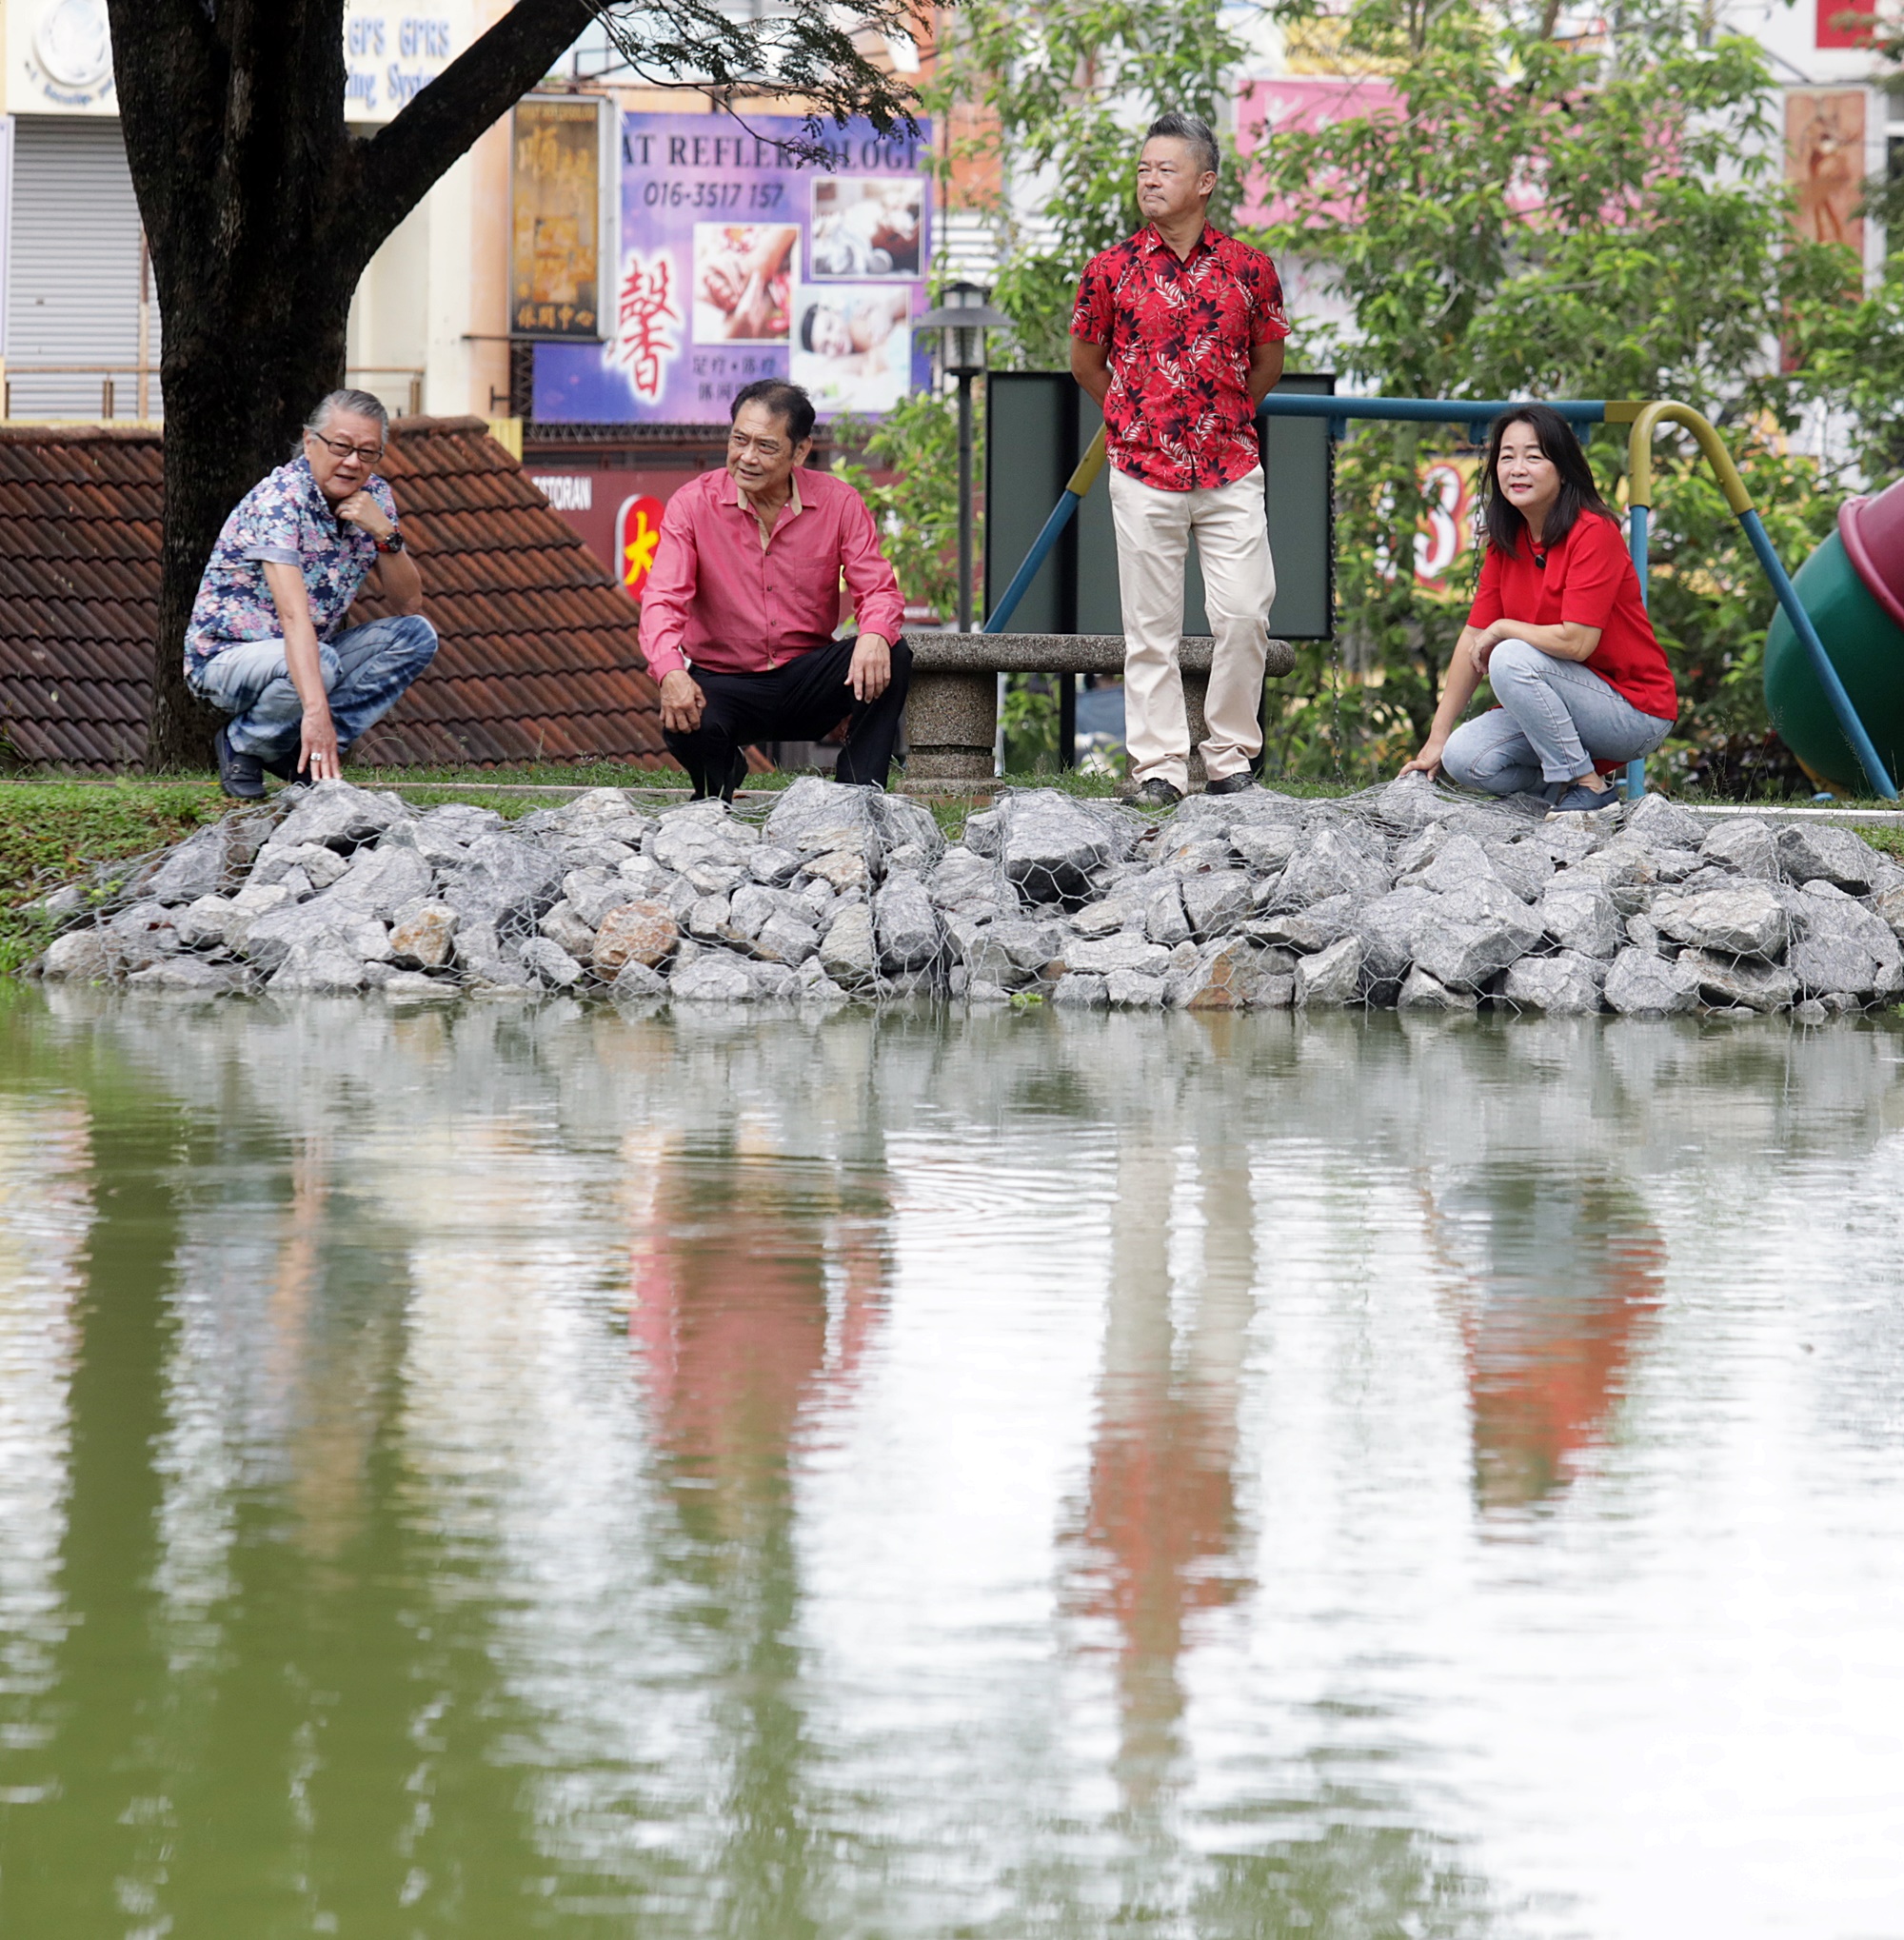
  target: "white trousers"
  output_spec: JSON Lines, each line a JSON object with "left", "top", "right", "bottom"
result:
{"left": 1108, "top": 464, "right": 1278, "bottom": 789}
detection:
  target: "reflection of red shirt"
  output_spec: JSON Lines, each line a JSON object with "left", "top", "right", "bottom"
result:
{"left": 1071, "top": 224, "right": 1290, "bottom": 492}
{"left": 1467, "top": 511, "right": 1677, "bottom": 721}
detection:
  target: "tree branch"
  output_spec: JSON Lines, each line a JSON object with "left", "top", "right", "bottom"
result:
{"left": 105, "top": 0, "right": 222, "bottom": 247}
{"left": 351, "top": 0, "right": 595, "bottom": 257}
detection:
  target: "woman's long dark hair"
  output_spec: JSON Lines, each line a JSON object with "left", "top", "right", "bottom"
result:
{"left": 1479, "top": 404, "right": 1614, "bottom": 559}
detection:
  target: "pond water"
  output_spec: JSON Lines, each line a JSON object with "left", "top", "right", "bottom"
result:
{"left": 2, "top": 988, "right": 1903, "bottom": 1939}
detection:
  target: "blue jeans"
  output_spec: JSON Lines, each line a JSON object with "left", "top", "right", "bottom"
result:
{"left": 1441, "top": 639, "right": 1672, "bottom": 795}
{"left": 187, "top": 616, "right": 438, "bottom": 760}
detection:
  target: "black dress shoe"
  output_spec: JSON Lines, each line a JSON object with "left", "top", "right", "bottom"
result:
{"left": 1203, "top": 771, "right": 1255, "bottom": 797}
{"left": 721, "top": 747, "right": 749, "bottom": 802}
{"left": 1134, "top": 777, "right": 1183, "bottom": 808}
{"left": 213, "top": 725, "right": 267, "bottom": 800}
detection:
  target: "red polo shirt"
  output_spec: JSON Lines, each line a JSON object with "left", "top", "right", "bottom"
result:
{"left": 1468, "top": 511, "right": 1677, "bottom": 721}
{"left": 638, "top": 465, "right": 906, "bottom": 680}
{"left": 1071, "top": 223, "right": 1290, "bottom": 492}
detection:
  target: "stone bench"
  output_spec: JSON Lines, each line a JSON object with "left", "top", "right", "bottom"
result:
{"left": 902, "top": 631, "right": 1294, "bottom": 783}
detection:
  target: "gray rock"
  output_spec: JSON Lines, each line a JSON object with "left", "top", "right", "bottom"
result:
{"left": 1168, "top": 938, "right": 1290, "bottom": 1009}
{"left": 273, "top": 779, "right": 407, "bottom": 852}
{"left": 761, "top": 777, "right": 879, "bottom": 871}
{"left": 747, "top": 961, "right": 802, "bottom": 1000}
{"left": 1677, "top": 949, "right": 1798, "bottom": 1013}
{"left": 871, "top": 791, "right": 947, "bottom": 867}
{"left": 1777, "top": 823, "right": 1886, "bottom": 894}
{"left": 797, "top": 847, "right": 872, "bottom": 894}
{"left": 1164, "top": 835, "right": 1240, "bottom": 877}
{"left": 318, "top": 843, "right": 433, "bottom": 921}
{"left": 1403, "top": 832, "right": 1511, "bottom": 900}
{"left": 1353, "top": 887, "right": 1442, "bottom": 983}
{"left": 1230, "top": 822, "right": 1299, "bottom": 876}
{"left": 514, "top": 937, "right": 583, "bottom": 990}
{"left": 1792, "top": 998, "right": 1829, "bottom": 1025}
{"left": 1375, "top": 770, "right": 1457, "bottom": 832}
{"left": 669, "top": 953, "right": 755, "bottom": 1001}
{"left": 1504, "top": 950, "right": 1606, "bottom": 1014}
{"left": 1181, "top": 870, "right": 1251, "bottom": 940}
{"left": 1052, "top": 972, "right": 1109, "bottom": 1008}
{"left": 1144, "top": 881, "right": 1192, "bottom": 946}
{"left": 1538, "top": 883, "right": 1622, "bottom": 960}
{"left": 252, "top": 841, "right": 344, "bottom": 889}
{"left": 144, "top": 824, "right": 230, "bottom": 905}
{"left": 41, "top": 930, "right": 109, "bottom": 981}
{"left": 1247, "top": 908, "right": 1350, "bottom": 954}
{"left": 440, "top": 832, "right": 565, "bottom": 933}
{"left": 928, "top": 848, "right": 1006, "bottom": 914}
{"left": 346, "top": 918, "right": 392, "bottom": 963}
{"left": 747, "top": 843, "right": 804, "bottom": 886}
{"left": 649, "top": 801, "right": 761, "bottom": 875}
{"left": 962, "top": 807, "right": 1002, "bottom": 858}
{"left": 1602, "top": 946, "right": 1701, "bottom": 1016}
{"left": 1651, "top": 883, "right": 1788, "bottom": 961}
{"left": 174, "top": 895, "right": 237, "bottom": 952}
{"left": 1105, "top": 969, "right": 1168, "bottom": 1008}
{"left": 1698, "top": 818, "right": 1778, "bottom": 879}
{"left": 819, "top": 903, "right": 879, "bottom": 985}
{"left": 1647, "top": 847, "right": 1705, "bottom": 884}
{"left": 874, "top": 875, "right": 943, "bottom": 974}
{"left": 963, "top": 918, "right": 1067, "bottom": 990}
{"left": 1070, "top": 898, "right": 1133, "bottom": 939}
{"left": 415, "top": 802, "right": 505, "bottom": 846}
{"left": 754, "top": 912, "right": 821, "bottom": 966}
{"left": 616, "top": 854, "right": 669, "bottom": 901}
{"left": 1294, "top": 935, "right": 1364, "bottom": 1006}
{"left": 1483, "top": 837, "right": 1556, "bottom": 901}
{"left": 267, "top": 940, "right": 368, "bottom": 994}
{"left": 562, "top": 866, "right": 633, "bottom": 929}
{"left": 1622, "top": 792, "right": 1708, "bottom": 850}
{"left": 1397, "top": 965, "right": 1478, "bottom": 1012}
{"left": 1064, "top": 931, "right": 1173, "bottom": 978}
{"left": 686, "top": 893, "right": 732, "bottom": 941}
{"left": 539, "top": 901, "right": 600, "bottom": 960}
{"left": 554, "top": 835, "right": 636, "bottom": 872}
{"left": 610, "top": 961, "right": 668, "bottom": 1000}
{"left": 1276, "top": 825, "right": 1392, "bottom": 908}
{"left": 382, "top": 970, "right": 457, "bottom": 1000}
{"left": 101, "top": 902, "right": 182, "bottom": 973}
{"left": 1790, "top": 933, "right": 1886, "bottom": 1001}
{"left": 127, "top": 957, "right": 248, "bottom": 994}
{"left": 1412, "top": 919, "right": 1525, "bottom": 995}
{"left": 1567, "top": 843, "right": 1656, "bottom": 915}
{"left": 683, "top": 860, "right": 750, "bottom": 896}
{"left": 999, "top": 790, "right": 1124, "bottom": 903}
{"left": 1625, "top": 914, "right": 1662, "bottom": 953}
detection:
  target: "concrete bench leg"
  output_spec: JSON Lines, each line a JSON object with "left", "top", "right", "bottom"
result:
{"left": 1182, "top": 669, "right": 1210, "bottom": 789}
{"left": 905, "top": 668, "right": 997, "bottom": 781}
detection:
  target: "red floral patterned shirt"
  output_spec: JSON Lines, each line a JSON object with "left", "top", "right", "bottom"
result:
{"left": 1071, "top": 224, "right": 1290, "bottom": 492}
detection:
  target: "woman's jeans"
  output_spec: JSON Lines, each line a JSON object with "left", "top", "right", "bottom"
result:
{"left": 187, "top": 616, "right": 439, "bottom": 760}
{"left": 1441, "top": 639, "right": 1672, "bottom": 797}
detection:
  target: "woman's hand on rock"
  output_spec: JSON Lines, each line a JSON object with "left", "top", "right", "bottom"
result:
{"left": 1400, "top": 740, "right": 1445, "bottom": 781}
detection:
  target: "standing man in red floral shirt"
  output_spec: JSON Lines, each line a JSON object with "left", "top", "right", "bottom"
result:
{"left": 1072, "top": 112, "right": 1290, "bottom": 805}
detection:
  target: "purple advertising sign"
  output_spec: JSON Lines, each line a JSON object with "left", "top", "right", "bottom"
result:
{"left": 533, "top": 110, "right": 934, "bottom": 426}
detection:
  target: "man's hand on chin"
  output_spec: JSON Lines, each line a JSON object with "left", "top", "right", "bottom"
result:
{"left": 848, "top": 633, "right": 890, "bottom": 703}
{"left": 659, "top": 668, "right": 707, "bottom": 734}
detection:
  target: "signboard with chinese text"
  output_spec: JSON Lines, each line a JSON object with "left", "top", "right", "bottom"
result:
{"left": 3, "top": 0, "right": 467, "bottom": 119}
{"left": 511, "top": 96, "right": 612, "bottom": 341}
{"left": 532, "top": 110, "right": 933, "bottom": 426}
{"left": 526, "top": 464, "right": 705, "bottom": 599}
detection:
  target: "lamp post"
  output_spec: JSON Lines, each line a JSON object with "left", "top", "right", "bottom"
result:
{"left": 917, "top": 281, "right": 1011, "bottom": 631}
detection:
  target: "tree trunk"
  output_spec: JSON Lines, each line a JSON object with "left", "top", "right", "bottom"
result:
{"left": 105, "top": 0, "right": 596, "bottom": 771}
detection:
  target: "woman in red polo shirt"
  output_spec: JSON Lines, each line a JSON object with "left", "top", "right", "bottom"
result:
{"left": 1401, "top": 405, "right": 1676, "bottom": 814}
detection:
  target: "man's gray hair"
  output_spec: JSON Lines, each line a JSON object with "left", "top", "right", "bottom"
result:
{"left": 307, "top": 388, "right": 389, "bottom": 438}
{"left": 1145, "top": 111, "right": 1220, "bottom": 179}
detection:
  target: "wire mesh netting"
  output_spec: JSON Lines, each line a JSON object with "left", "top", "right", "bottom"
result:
{"left": 25, "top": 773, "right": 1904, "bottom": 1019}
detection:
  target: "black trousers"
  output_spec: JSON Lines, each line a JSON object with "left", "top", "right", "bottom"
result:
{"left": 663, "top": 635, "right": 912, "bottom": 796}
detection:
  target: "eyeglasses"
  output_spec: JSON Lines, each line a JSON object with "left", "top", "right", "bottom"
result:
{"left": 306, "top": 430, "right": 384, "bottom": 465}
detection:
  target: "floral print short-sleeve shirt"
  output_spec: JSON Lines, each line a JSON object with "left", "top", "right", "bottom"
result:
{"left": 185, "top": 456, "right": 398, "bottom": 667}
{"left": 1071, "top": 223, "right": 1290, "bottom": 492}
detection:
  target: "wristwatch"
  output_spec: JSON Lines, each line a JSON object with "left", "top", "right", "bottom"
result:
{"left": 375, "top": 527, "right": 406, "bottom": 554}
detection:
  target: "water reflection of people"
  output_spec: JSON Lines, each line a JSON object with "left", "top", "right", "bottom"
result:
{"left": 1426, "top": 1172, "right": 1665, "bottom": 1511}
{"left": 1065, "top": 1140, "right": 1258, "bottom": 1809}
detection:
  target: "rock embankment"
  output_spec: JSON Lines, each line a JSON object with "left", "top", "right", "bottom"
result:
{"left": 28, "top": 773, "right": 1904, "bottom": 1019}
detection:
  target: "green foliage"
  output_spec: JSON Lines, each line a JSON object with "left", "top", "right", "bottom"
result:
{"left": 833, "top": 391, "right": 970, "bottom": 623}
{"left": 922, "top": 0, "right": 1251, "bottom": 369}
{"left": 1000, "top": 675, "right": 1061, "bottom": 772}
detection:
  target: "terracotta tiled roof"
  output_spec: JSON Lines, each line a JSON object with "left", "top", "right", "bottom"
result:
{"left": 0, "top": 415, "right": 673, "bottom": 771}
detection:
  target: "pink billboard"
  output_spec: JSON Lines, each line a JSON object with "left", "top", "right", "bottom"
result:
{"left": 1236, "top": 75, "right": 1402, "bottom": 228}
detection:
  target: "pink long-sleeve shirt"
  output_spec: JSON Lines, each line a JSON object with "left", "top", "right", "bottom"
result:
{"left": 637, "top": 465, "right": 906, "bottom": 681}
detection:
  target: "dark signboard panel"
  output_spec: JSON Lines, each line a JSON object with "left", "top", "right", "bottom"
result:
{"left": 984, "top": 371, "right": 1335, "bottom": 640}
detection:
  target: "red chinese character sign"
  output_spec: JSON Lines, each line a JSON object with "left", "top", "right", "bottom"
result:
{"left": 534, "top": 111, "right": 933, "bottom": 426}
{"left": 618, "top": 494, "right": 665, "bottom": 599}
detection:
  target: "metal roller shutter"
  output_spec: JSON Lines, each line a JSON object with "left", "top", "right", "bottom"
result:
{"left": 4, "top": 116, "right": 159, "bottom": 419}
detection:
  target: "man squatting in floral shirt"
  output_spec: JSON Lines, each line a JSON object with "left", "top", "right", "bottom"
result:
{"left": 186, "top": 388, "right": 437, "bottom": 798}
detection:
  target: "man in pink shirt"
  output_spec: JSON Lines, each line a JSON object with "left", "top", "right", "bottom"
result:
{"left": 640, "top": 379, "right": 911, "bottom": 799}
